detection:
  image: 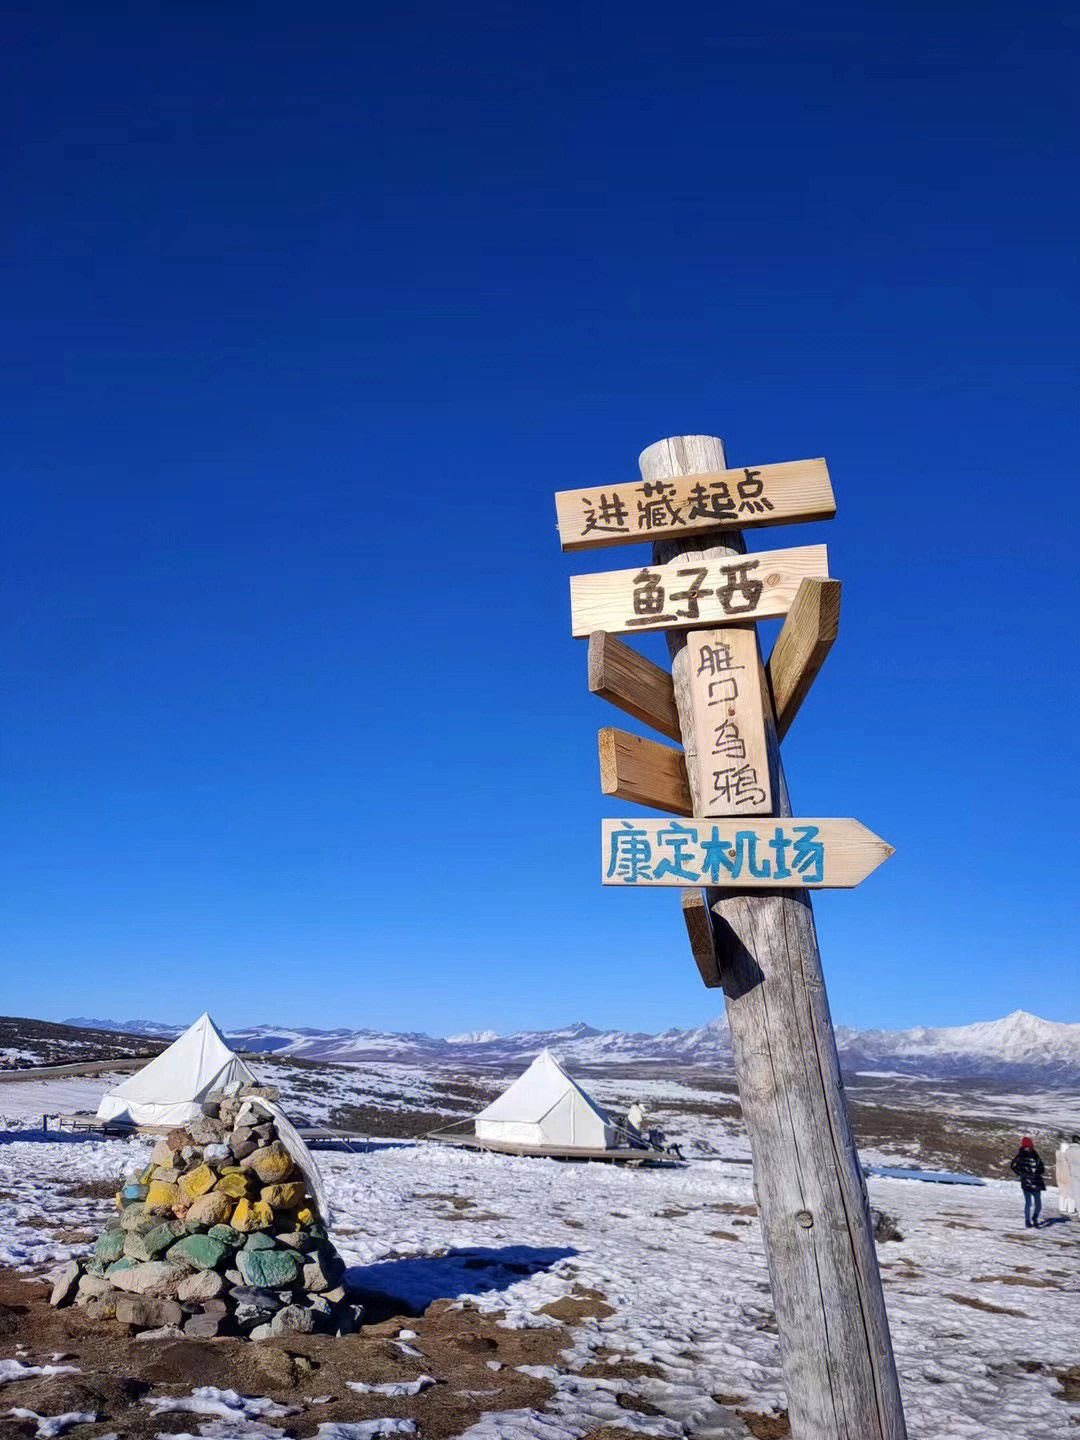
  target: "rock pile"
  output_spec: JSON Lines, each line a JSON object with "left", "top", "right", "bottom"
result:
{"left": 50, "top": 1093, "right": 361, "bottom": 1341}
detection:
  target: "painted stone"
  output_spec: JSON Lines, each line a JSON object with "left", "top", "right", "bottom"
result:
{"left": 241, "top": 1142, "right": 293, "bottom": 1185}
{"left": 260, "top": 1181, "right": 306, "bottom": 1210}
{"left": 94, "top": 1229, "right": 126, "bottom": 1265}
{"left": 231, "top": 1198, "right": 273, "bottom": 1233}
{"left": 243, "top": 1231, "right": 276, "bottom": 1251}
{"left": 214, "top": 1171, "right": 251, "bottom": 1199}
{"left": 178, "top": 1164, "right": 216, "bottom": 1200}
{"left": 166, "top": 1234, "right": 229, "bottom": 1271}
{"left": 184, "top": 1191, "right": 235, "bottom": 1228}
{"left": 126, "top": 1221, "right": 184, "bottom": 1262}
{"left": 144, "top": 1180, "right": 180, "bottom": 1213}
{"left": 207, "top": 1224, "right": 241, "bottom": 1247}
{"left": 237, "top": 1246, "right": 300, "bottom": 1290}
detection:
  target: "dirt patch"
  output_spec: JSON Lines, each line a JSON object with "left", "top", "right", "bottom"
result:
{"left": 738, "top": 1410, "right": 791, "bottom": 1438}
{"left": 944, "top": 1292, "right": 1026, "bottom": 1318}
{"left": 1054, "top": 1365, "right": 1080, "bottom": 1402}
{"left": 708, "top": 1230, "right": 740, "bottom": 1242}
{"left": 971, "top": 1274, "right": 1062, "bottom": 1288}
{"left": 538, "top": 1286, "right": 616, "bottom": 1323}
{"left": 0, "top": 1265, "right": 573, "bottom": 1439}
{"left": 615, "top": 1391, "right": 664, "bottom": 1416}
{"left": 705, "top": 1202, "right": 757, "bottom": 1216}
{"left": 61, "top": 1179, "right": 118, "bottom": 1202}
{"left": 577, "top": 1358, "right": 664, "bottom": 1381}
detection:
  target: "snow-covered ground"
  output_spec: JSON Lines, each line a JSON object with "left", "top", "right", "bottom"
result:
{"left": 1, "top": 1067, "right": 1078, "bottom": 1438}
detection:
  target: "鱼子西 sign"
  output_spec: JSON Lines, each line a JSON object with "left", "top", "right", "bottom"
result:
{"left": 569, "top": 544, "right": 829, "bottom": 638}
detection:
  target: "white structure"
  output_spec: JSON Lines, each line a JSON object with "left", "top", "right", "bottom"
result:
{"left": 96, "top": 1012, "right": 255, "bottom": 1127}
{"left": 474, "top": 1049, "right": 617, "bottom": 1150}
{"left": 1057, "top": 1140, "right": 1080, "bottom": 1215}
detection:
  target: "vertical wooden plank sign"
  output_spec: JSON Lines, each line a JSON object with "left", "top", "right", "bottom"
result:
{"left": 558, "top": 435, "right": 906, "bottom": 1439}
{"left": 685, "top": 628, "right": 772, "bottom": 815}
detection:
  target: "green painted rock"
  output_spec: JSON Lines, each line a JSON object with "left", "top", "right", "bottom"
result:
{"left": 243, "top": 1231, "right": 276, "bottom": 1252}
{"left": 120, "top": 1202, "right": 152, "bottom": 1232}
{"left": 207, "top": 1224, "right": 241, "bottom": 1248}
{"left": 166, "top": 1234, "right": 229, "bottom": 1271}
{"left": 95, "top": 1229, "right": 126, "bottom": 1265}
{"left": 236, "top": 1246, "right": 300, "bottom": 1289}
{"left": 105, "top": 1257, "right": 138, "bottom": 1276}
{"left": 127, "top": 1221, "right": 184, "bottom": 1262}
{"left": 120, "top": 1182, "right": 148, "bottom": 1205}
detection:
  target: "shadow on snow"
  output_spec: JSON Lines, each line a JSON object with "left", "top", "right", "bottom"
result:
{"left": 346, "top": 1244, "right": 577, "bottom": 1318}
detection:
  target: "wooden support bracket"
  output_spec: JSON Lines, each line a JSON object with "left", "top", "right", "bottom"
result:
{"left": 588, "top": 632, "right": 682, "bottom": 742}
{"left": 598, "top": 727, "right": 692, "bottom": 815}
{"left": 766, "top": 577, "right": 841, "bottom": 740}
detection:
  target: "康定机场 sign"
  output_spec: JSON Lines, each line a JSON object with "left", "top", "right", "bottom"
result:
{"left": 602, "top": 817, "right": 893, "bottom": 889}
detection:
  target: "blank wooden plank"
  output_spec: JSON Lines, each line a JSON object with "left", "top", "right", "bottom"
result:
{"left": 767, "top": 577, "right": 842, "bottom": 741}
{"left": 598, "top": 728, "right": 692, "bottom": 815}
{"left": 602, "top": 817, "right": 893, "bottom": 888}
{"left": 681, "top": 890, "right": 723, "bottom": 988}
{"left": 588, "top": 632, "right": 681, "bottom": 742}
{"left": 685, "top": 628, "right": 772, "bottom": 815}
{"left": 570, "top": 544, "right": 829, "bottom": 639}
{"left": 556, "top": 457, "right": 836, "bottom": 551}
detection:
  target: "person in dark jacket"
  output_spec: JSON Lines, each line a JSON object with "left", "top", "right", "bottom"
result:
{"left": 1010, "top": 1136, "right": 1047, "bottom": 1227}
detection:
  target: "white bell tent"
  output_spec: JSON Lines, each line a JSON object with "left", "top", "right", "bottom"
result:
{"left": 474, "top": 1049, "right": 617, "bottom": 1150}
{"left": 96, "top": 1012, "right": 255, "bottom": 1127}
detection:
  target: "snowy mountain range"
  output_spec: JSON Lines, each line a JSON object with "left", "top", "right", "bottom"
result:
{"left": 63, "top": 1010, "right": 1080, "bottom": 1084}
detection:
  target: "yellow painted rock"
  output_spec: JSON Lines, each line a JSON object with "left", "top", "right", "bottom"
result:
{"left": 178, "top": 1164, "right": 216, "bottom": 1201}
{"left": 145, "top": 1180, "right": 180, "bottom": 1212}
{"left": 214, "top": 1171, "right": 251, "bottom": 1199}
{"left": 184, "top": 1191, "right": 235, "bottom": 1227}
{"left": 242, "top": 1142, "right": 294, "bottom": 1185}
{"left": 231, "top": 1198, "right": 273, "bottom": 1232}
{"left": 260, "top": 1181, "right": 307, "bottom": 1210}
{"left": 296, "top": 1207, "right": 315, "bottom": 1227}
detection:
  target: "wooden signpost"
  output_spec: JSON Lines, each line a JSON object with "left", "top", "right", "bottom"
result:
{"left": 603, "top": 817, "right": 893, "bottom": 888}
{"left": 556, "top": 456, "right": 836, "bottom": 550}
{"left": 569, "top": 542, "right": 829, "bottom": 638}
{"left": 555, "top": 435, "right": 907, "bottom": 1440}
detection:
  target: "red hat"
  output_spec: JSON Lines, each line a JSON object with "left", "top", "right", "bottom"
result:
{"left": 1020, "top": 1136, "right": 1034, "bottom": 1148}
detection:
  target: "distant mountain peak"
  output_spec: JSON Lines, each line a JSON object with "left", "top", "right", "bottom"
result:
{"left": 60, "top": 1009, "right": 1079, "bottom": 1083}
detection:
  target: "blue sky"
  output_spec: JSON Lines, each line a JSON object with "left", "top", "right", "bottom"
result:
{"left": 3, "top": 2, "right": 1077, "bottom": 1035}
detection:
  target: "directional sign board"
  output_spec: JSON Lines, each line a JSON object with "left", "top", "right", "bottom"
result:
{"left": 602, "top": 818, "right": 893, "bottom": 889}
{"left": 570, "top": 544, "right": 829, "bottom": 639}
{"left": 556, "top": 458, "right": 835, "bottom": 551}
{"left": 686, "top": 628, "right": 772, "bottom": 815}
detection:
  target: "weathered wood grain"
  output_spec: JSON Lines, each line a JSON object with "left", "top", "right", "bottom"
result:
{"left": 569, "top": 543, "right": 830, "bottom": 638}
{"left": 602, "top": 817, "right": 891, "bottom": 887}
{"left": 768, "top": 577, "right": 842, "bottom": 741}
{"left": 556, "top": 456, "right": 836, "bottom": 550}
{"left": 588, "top": 632, "right": 681, "bottom": 742}
{"left": 680, "top": 890, "right": 723, "bottom": 988}
{"left": 685, "top": 627, "right": 772, "bottom": 814}
{"left": 597, "top": 728, "right": 693, "bottom": 815}
{"left": 640, "top": 434, "right": 906, "bottom": 1439}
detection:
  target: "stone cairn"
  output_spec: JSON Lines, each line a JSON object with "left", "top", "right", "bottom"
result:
{"left": 50, "top": 1091, "right": 361, "bottom": 1341}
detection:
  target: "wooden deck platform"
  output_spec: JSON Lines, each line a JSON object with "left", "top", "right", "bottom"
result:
{"left": 426, "top": 1131, "right": 681, "bottom": 1166}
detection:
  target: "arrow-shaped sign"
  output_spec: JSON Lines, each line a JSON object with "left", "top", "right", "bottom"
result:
{"left": 602, "top": 817, "right": 893, "bottom": 889}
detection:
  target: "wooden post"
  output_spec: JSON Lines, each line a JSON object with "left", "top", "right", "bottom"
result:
{"left": 641, "top": 435, "right": 907, "bottom": 1440}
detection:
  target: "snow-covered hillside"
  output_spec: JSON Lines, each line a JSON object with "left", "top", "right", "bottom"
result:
{"left": 61, "top": 1010, "right": 1080, "bottom": 1083}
